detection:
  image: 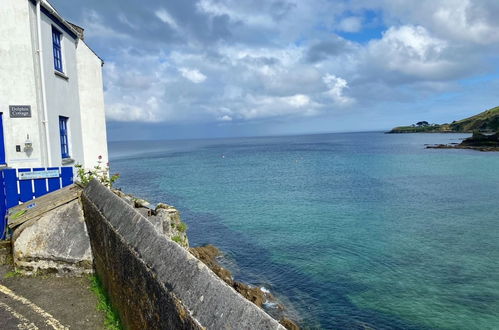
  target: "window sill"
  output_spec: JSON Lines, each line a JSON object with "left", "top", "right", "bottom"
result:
{"left": 54, "top": 70, "right": 69, "bottom": 80}
{"left": 61, "top": 158, "right": 75, "bottom": 165}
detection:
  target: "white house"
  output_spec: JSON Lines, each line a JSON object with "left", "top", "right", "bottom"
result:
{"left": 0, "top": 0, "right": 108, "bottom": 170}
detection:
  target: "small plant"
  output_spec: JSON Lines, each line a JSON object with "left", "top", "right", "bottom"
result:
{"left": 76, "top": 156, "right": 120, "bottom": 188}
{"left": 176, "top": 222, "right": 188, "bottom": 233}
{"left": 4, "top": 269, "right": 22, "bottom": 279}
{"left": 172, "top": 235, "right": 183, "bottom": 244}
{"left": 90, "top": 275, "right": 122, "bottom": 330}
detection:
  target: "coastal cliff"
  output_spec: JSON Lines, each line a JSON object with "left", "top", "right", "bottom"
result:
{"left": 388, "top": 105, "right": 499, "bottom": 133}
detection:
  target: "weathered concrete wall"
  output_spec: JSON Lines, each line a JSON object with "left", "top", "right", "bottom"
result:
{"left": 82, "top": 180, "right": 284, "bottom": 330}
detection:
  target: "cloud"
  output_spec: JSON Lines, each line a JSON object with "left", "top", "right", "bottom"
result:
{"left": 306, "top": 37, "right": 354, "bottom": 63}
{"left": 338, "top": 16, "right": 363, "bottom": 33}
{"left": 367, "top": 25, "right": 452, "bottom": 79}
{"left": 155, "top": 8, "right": 180, "bottom": 31}
{"left": 179, "top": 68, "right": 207, "bottom": 83}
{"left": 366, "top": 0, "right": 499, "bottom": 46}
{"left": 322, "top": 74, "right": 354, "bottom": 105}
{"left": 49, "top": 0, "right": 499, "bottom": 136}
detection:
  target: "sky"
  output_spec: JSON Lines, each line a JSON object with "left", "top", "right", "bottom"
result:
{"left": 50, "top": 0, "right": 499, "bottom": 141}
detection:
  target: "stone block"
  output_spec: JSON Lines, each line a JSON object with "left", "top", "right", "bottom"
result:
{"left": 12, "top": 200, "right": 92, "bottom": 276}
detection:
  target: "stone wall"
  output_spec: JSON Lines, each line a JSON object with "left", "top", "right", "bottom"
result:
{"left": 82, "top": 180, "right": 284, "bottom": 330}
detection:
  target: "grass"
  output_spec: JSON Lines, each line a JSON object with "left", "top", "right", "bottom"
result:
{"left": 172, "top": 235, "right": 183, "bottom": 244}
{"left": 176, "top": 222, "right": 188, "bottom": 233}
{"left": 4, "top": 269, "right": 22, "bottom": 279}
{"left": 90, "top": 275, "right": 122, "bottom": 330}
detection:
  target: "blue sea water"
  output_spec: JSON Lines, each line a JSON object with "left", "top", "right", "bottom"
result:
{"left": 109, "top": 132, "right": 499, "bottom": 329}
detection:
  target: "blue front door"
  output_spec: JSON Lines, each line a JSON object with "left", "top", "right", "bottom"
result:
{"left": 0, "top": 113, "right": 5, "bottom": 164}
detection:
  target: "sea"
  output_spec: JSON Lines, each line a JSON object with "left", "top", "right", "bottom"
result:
{"left": 108, "top": 132, "right": 499, "bottom": 330}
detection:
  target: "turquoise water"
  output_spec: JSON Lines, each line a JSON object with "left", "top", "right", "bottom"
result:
{"left": 109, "top": 132, "right": 499, "bottom": 329}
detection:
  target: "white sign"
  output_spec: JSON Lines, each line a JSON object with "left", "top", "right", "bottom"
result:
{"left": 18, "top": 170, "right": 60, "bottom": 180}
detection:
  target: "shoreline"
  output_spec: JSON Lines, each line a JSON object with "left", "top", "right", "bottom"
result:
{"left": 426, "top": 144, "right": 499, "bottom": 152}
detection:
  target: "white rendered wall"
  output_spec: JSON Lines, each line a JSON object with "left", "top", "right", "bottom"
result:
{"left": 76, "top": 41, "right": 109, "bottom": 169}
{"left": 38, "top": 10, "right": 85, "bottom": 167}
{"left": 1, "top": 0, "right": 107, "bottom": 171}
{"left": 0, "top": 0, "right": 44, "bottom": 168}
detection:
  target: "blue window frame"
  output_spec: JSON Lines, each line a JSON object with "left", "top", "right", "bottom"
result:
{"left": 52, "top": 27, "right": 63, "bottom": 72}
{"left": 59, "top": 116, "right": 69, "bottom": 158}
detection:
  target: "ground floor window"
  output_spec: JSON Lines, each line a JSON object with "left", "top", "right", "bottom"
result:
{"left": 59, "top": 116, "right": 69, "bottom": 158}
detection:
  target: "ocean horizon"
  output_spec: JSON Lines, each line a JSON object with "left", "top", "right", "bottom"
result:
{"left": 109, "top": 132, "right": 499, "bottom": 329}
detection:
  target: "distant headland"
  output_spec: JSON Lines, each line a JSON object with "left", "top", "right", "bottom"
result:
{"left": 388, "top": 106, "right": 499, "bottom": 151}
{"left": 387, "top": 106, "right": 499, "bottom": 134}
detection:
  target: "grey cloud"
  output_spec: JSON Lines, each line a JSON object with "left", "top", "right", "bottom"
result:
{"left": 305, "top": 37, "right": 353, "bottom": 63}
{"left": 48, "top": 0, "right": 499, "bottom": 132}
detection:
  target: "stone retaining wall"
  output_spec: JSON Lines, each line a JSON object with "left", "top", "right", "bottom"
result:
{"left": 81, "top": 180, "right": 284, "bottom": 330}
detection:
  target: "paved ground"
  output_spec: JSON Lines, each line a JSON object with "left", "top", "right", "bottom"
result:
{"left": 0, "top": 265, "right": 105, "bottom": 329}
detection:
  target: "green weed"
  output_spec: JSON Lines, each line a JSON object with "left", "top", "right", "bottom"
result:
{"left": 89, "top": 275, "right": 122, "bottom": 330}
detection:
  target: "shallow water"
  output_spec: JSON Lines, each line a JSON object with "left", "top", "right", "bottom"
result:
{"left": 109, "top": 132, "right": 499, "bottom": 329}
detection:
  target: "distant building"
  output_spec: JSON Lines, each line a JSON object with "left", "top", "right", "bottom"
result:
{"left": 0, "top": 0, "right": 108, "bottom": 170}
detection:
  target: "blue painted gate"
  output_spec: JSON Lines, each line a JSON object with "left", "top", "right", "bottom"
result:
{"left": 0, "top": 167, "right": 74, "bottom": 239}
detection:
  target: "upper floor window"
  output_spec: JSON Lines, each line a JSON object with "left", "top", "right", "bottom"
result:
{"left": 59, "top": 116, "right": 70, "bottom": 159}
{"left": 52, "top": 27, "right": 63, "bottom": 72}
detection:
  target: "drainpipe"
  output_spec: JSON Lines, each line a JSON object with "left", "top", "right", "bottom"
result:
{"left": 36, "top": 0, "right": 52, "bottom": 167}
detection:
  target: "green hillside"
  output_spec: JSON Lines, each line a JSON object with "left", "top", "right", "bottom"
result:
{"left": 389, "top": 106, "right": 499, "bottom": 133}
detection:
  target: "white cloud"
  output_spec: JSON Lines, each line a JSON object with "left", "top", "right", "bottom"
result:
{"left": 369, "top": 0, "right": 499, "bottom": 45}
{"left": 106, "top": 103, "right": 158, "bottom": 122}
{"left": 362, "top": 25, "right": 467, "bottom": 81}
{"left": 64, "top": 0, "right": 499, "bottom": 129}
{"left": 218, "top": 115, "right": 233, "bottom": 121}
{"left": 284, "top": 94, "right": 311, "bottom": 108}
{"left": 322, "top": 74, "right": 353, "bottom": 105}
{"left": 338, "top": 16, "right": 363, "bottom": 33}
{"left": 179, "top": 68, "right": 207, "bottom": 83}
{"left": 155, "top": 8, "right": 180, "bottom": 30}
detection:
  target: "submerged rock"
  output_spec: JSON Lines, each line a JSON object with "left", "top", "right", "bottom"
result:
{"left": 280, "top": 318, "right": 300, "bottom": 330}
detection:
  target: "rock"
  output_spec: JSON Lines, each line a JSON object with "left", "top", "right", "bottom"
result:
{"left": 133, "top": 198, "right": 150, "bottom": 209}
{"left": 190, "top": 245, "right": 232, "bottom": 285}
{"left": 233, "top": 282, "right": 266, "bottom": 307}
{"left": 111, "top": 193, "right": 189, "bottom": 247}
{"left": 461, "top": 131, "right": 499, "bottom": 147}
{"left": 280, "top": 318, "right": 300, "bottom": 330}
{"left": 155, "top": 203, "right": 174, "bottom": 210}
{"left": 12, "top": 200, "right": 93, "bottom": 276}
{"left": 190, "top": 245, "right": 273, "bottom": 308}
{"left": 0, "top": 241, "right": 12, "bottom": 265}
{"left": 147, "top": 206, "right": 189, "bottom": 248}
